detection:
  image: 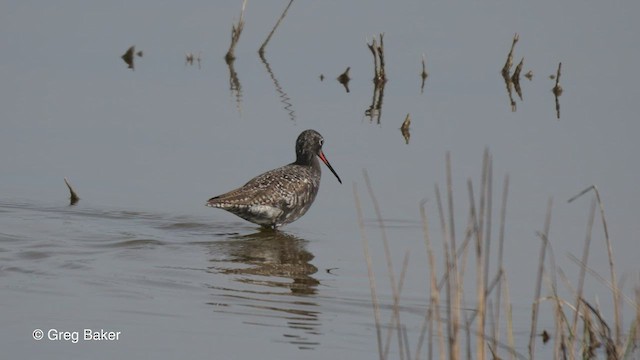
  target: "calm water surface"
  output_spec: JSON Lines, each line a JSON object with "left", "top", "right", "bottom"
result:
{"left": 2, "top": 0, "right": 639, "bottom": 359}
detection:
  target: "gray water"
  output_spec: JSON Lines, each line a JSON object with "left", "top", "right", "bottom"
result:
{"left": 2, "top": 0, "right": 639, "bottom": 359}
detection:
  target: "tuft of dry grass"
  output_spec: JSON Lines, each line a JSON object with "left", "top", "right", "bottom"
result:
{"left": 355, "top": 152, "right": 637, "bottom": 360}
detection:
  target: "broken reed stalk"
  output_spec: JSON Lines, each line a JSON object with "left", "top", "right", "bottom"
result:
{"left": 501, "top": 33, "right": 519, "bottom": 78}
{"left": 421, "top": 53, "right": 428, "bottom": 80}
{"left": 528, "top": 197, "right": 553, "bottom": 359}
{"left": 512, "top": 58, "right": 524, "bottom": 100}
{"left": 511, "top": 58, "right": 524, "bottom": 85}
{"left": 420, "top": 53, "right": 428, "bottom": 94}
{"left": 568, "top": 185, "right": 620, "bottom": 347}
{"left": 367, "top": 34, "right": 387, "bottom": 86}
{"left": 400, "top": 114, "right": 411, "bottom": 145}
{"left": 571, "top": 199, "right": 597, "bottom": 347}
{"left": 493, "top": 174, "right": 510, "bottom": 353}
{"left": 363, "top": 170, "right": 404, "bottom": 360}
{"left": 553, "top": 62, "right": 563, "bottom": 119}
{"left": 377, "top": 34, "right": 387, "bottom": 84}
{"left": 553, "top": 62, "right": 563, "bottom": 96}
{"left": 258, "top": 0, "right": 294, "bottom": 57}
{"left": 225, "top": 0, "right": 247, "bottom": 64}
{"left": 418, "top": 200, "right": 446, "bottom": 360}
{"left": 353, "top": 183, "right": 384, "bottom": 360}
{"left": 64, "top": 177, "right": 80, "bottom": 205}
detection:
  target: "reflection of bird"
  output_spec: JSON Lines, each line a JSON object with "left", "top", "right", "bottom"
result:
{"left": 220, "top": 230, "right": 319, "bottom": 287}
{"left": 207, "top": 130, "right": 342, "bottom": 228}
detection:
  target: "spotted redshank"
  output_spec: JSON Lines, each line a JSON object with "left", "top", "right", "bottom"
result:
{"left": 206, "top": 130, "right": 342, "bottom": 228}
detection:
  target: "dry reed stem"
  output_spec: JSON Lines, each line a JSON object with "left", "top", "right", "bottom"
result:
{"left": 529, "top": 197, "right": 553, "bottom": 359}
{"left": 502, "top": 273, "right": 517, "bottom": 360}
{"left": 571, "top": 199, "right": 597, "bottom": 351}
{"left": 493, "top": 174, "right": 510, "bottom": 352}
{"left": 363, "top": 170, "right": 404, "bottom": 360}
{"left": 467, "top": 178, "right": 486, "bottom": 360}
{"left": 465, "top": 325, "right": 529, "bottom": 360}
{"left": 445, "top": 152, "right": 461, "bottom": 360}
{"left": 368, "top": 37, "right": 380, "bottom": 81}
{"left": 552, "top": 62, "right": 563, "bottom": 119}
{"left": 418, "top": 200, "right": 446, "bottom": 360}
{"left": 436, "top": 218, "right": 474, "bottom": 292}
{"left": 543, "top": 233, "right": 570, "bottom": 359}
{"left": 487, "top": 298, "right": 496, "bottom": 359}
{"left": 435, "top": 183, "right": 456, "bottom": 360}
{"left": 384, "top": 250, "right": 410, "bottom": 360}
{"left": 414, "top": 305, "right": 432, "bottom": 360}
{"left": 353, "top": 183, "right": 384, "bottom": 360}
{"left": 636, "top": 287, "right": 640, "bottom": 344}
{"left": 511, "top": 58, "right": 524, "bottom": 101}
{"left": 456, "top": 209, "right": 473, "bottom": 295}
{"left": 479, "top": 150, "right": 493, "bottom": 360}
{"left": 225, "top": 0, "right": 247, "bottom": 63}
{"left": 555, "top": 268, "right": 583, "bottom": 360}
{"left": 626, "top": 287, "right": 640, "bottom": 358}
{"left": 367, "top": 34, "right": 387, "bottom": 86}
{"left": 464, "top": 308, "right": 472, "bottom": 360}
{"left": 501, "top": 33, "right": 519, "bottom": 78}
{"left": 402, "top": 324, "right": 411, "bottom": 360}
{"left": 258, "top": 0, "right": 294, "bottom": 57}
{"left": 483, "top": 153, "right": 494, "bottom": 306}
{"left": 568, "top": 185, "right": 620, "bottom": 347}
{"left": 400, "top": 114, "right": 411, "bottom": 144}
{"left": 566, "top": 254, "right": 635, "bottom": 308}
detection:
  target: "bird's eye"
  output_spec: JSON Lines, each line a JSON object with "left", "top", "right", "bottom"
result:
{"left": 319, "top": 139, "right": 324, "bottom": 146}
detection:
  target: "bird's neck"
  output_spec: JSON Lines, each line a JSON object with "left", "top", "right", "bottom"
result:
{"left": 294, "top": 152, "right": 317, "bottom": 167}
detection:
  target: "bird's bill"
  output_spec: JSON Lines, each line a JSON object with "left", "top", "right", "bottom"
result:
{"left": 318, "top": 151, "right": 342, "bottom": 184}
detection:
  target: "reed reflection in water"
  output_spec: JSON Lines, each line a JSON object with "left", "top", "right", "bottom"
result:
{"left": 205, "top": 230, "right": 321, "bottom": 350}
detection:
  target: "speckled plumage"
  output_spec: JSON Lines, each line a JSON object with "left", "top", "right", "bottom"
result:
{"left": 206, "top": 130, "right": 341, "bottom": 228}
